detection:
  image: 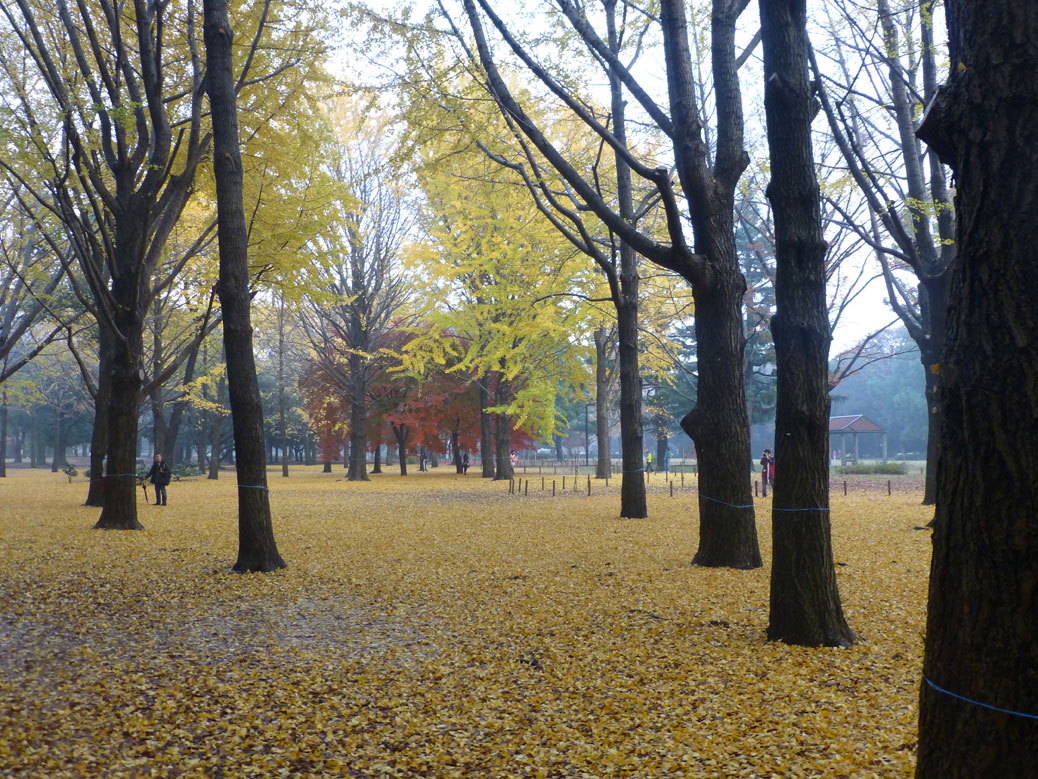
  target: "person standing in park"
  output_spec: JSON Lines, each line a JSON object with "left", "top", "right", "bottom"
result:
{"left": 147, "top": 454, "right": 171, "bottom": 506}
{"left": 646, "top": 451, "right": 653, "bottom": 473}
{"left": 760, "top": 449, "right": 774, "bottom": 497}
{"left": 664, "top": 448, "right": 672, "bottom": 475}
{"left": 462, "top": 451, "right": 470, "bottom": 474}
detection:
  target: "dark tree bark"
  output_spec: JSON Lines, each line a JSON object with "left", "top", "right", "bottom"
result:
{"left": 914, "top": 1, "right": 1038, "bottom": 772}
{"left": 493, "top": 377, "right": 513, "bottom": 481}
{"left": 347, "top": 351, "right": 369, "bottom": 481}
{"left": 371, "top": 424, "right": 383, "bottom": 474}
{"left": 479, "top": 374, "right": 495, "bottom": 479}
{"left": 917, "top": 289, "right": 945, "bottom": 508}
{"left": 593, "top": 327, "right": 612, "bottom": 479}
{"left": 95, "top": 268, "right": 147, "bottom": 530}
{"left": 680, "top": 300, "right": 760, "bottom": 568}
{"left": 759, "top": 0, "right": 854, "bottom": 647}
{"left": 203, "top": 0, "right": 285, "bottom": 573}
{"left": 392, "top": 423, "right": 409, "bottom": 476}
{"left": 655, "top": 429, "right": 668, "bottom": 470}
{"left": 83, "top": 326, "right": 112, "bottom": 505}
{"left": 451, "top": 418, "right": 463, "bottom": 473}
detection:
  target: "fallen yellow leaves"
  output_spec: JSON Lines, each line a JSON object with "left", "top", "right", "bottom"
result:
{"left": 0, "top": 467, "right": 931, "bottom": 777}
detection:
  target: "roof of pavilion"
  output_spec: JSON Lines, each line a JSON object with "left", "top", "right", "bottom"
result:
{"left": 829, "top": 415, "right": 885, "bottom": 433}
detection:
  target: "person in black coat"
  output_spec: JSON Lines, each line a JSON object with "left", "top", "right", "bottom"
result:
{"left": 147, "top": 454, "right": 171, "bottom": 506}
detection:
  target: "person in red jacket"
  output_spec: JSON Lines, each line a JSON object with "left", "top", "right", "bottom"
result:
{"left": 760, "top": 449, "right": 774, "bottom": 497}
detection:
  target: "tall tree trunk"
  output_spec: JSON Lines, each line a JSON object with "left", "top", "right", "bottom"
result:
{"left": 759, "top": 0, "right": 854, "bottom": 646}
{"left": 347, "top": 354, "right": 369, "bottom": 481}
{"left": 452, "top": 418, "right": 463, "bottom": 473}
{"left": 594, "top": 328, "right": 611, "bottom": 479}
{"left": 605, "top": 3, "right": 647, "bottom": 518}
{"left": 615, "top": 291, "right": 648, "bottom": 515}
{"left": 95, "top": 300, "right": 145, "bottom": 530}
{"left": 915, "top": 1, "right": 1038, "bottom": 772}
{"left": 392, "top": 423, "right": 408, "bottom": 476}
{"left": 372, "top": 436, "right": 382, "bottom": 474}
{"left": 479, "top": 374, "right": 495, "bottom": 479}
{"left": 494, "top": 377, "right": 512, "bottom": 481}
{"left": 681, "top": 295, "right": 761, "bottom": 568}
{"left": 662, "top": 0, "right": 759, "bottom": 564}
{"left": 204, "top": 0, "right": 285, "bottom": 572}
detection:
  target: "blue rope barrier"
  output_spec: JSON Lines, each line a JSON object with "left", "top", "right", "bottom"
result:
{"left": 773, "top": 506, "right": 831, "bottom": 513}
{"left": 924, "top": 675, "right": 1038, "bottom": 721}
{"left": 699, "top": 494, "right": 754, "bottom": 510}
{"left": 237, "top": 484, "right": 269, "bottom": 491}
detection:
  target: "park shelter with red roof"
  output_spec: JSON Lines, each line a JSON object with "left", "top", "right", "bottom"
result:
{"left": 829, "top": 415, "right": 887, "bottom": 464}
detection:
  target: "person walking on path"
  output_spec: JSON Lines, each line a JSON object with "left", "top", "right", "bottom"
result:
{"left": 760, "top": 449, "right": 774, "bottom": 497}
{"left": 147, "top": 454, "right": 172, "bottom": 506}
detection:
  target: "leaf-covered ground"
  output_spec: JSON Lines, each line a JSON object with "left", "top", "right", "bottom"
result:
{"left": 0, "top": 466, "right": 932, "bottom": 777}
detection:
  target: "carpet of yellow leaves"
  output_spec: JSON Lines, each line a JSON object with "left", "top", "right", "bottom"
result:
{"left": 0, "top": 466, "right": 932, "bottom": 777}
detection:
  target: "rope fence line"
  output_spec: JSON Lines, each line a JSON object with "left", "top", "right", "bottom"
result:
{"left": 503, "top": 471, "right": 919, "bottom": 501}
{"left": 923, "top": 675, "right": 1038, "bottom": 721}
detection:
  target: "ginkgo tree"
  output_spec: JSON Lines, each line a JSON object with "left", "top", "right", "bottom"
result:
{"left": 0, "top": 0, "right": 330, "bottom": 529}
{"left": 404, "top": 132, "right": 594, "bottom": 481}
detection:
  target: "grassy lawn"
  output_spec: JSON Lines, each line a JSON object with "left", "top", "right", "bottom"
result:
{"left": 0, "top": 466, "right": 931, "bottom": 777}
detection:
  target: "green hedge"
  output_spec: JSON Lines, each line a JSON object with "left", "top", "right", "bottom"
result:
{"left": 834, "top": 462, "right": 908, "bottom": 475}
